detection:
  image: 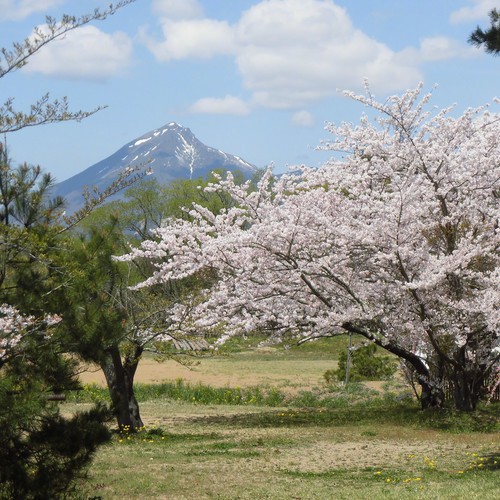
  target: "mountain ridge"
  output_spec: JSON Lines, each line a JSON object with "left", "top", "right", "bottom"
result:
{"left": 54, "top": 122, "right": 257, "bottom": 213}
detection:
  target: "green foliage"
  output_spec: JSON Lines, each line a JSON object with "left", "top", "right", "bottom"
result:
{"left": 0, "top": 3, "right": 137, "bottom": 496}
{"left": 0, "top": 130, "right": 118, "bottom": 499}
{"left": 0, "top": 387, "right": 111, "bottom": 499}
{"left": 0, "top": 314, "right": 112, "bottom": 498}
{"left": 56, "top": 218, "right": 128, "bottom": 363}
{"left": 82, "top": 170, "right": 248, "bottom": 242}
{"left": 327, "top": 343, "right": 398, "bottom": 383}
{"left": 469, "top": 8, "right": 500, "bottom": 55}
{"left": 66, "top": 172, "right": 257, "bottom": 431}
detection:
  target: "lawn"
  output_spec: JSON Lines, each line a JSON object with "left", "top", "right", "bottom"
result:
{"left": 68, "top": 338, "right": 499, "bottom": 499}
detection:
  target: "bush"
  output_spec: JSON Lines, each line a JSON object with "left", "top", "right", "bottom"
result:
{"left": 327, "top": 344, "right": 398, "bottom": 383}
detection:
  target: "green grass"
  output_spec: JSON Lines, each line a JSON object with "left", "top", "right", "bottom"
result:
{"left": 215, "top": 333, "right": 350, "bottom": 358}
{"left": 69, "top": 380, "right": 287, "bottom": 406}
{"left": 66, "top": 339, "right": 499, "bottom": 498}
{"left": 68, "top": 379, "right": 498, "bottom": 434}
{"left": 73, "top": 399, "right": 499, "bottom": 499}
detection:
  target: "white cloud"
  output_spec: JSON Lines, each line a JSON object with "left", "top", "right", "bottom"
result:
{"left": 143, "top": 18, "right": 235, "bottom": 61}
{"left": 0, "top": 0, "right": 64, "bottom": 21}
{"left": 234, "top": 0, "right": 421, "bottom": 108}
{"left": 292, "top": 111, "right": 314, "bottom": 127}
{"left": 419, "top": 37, "right": 478, "bottom": 61}
{"left": 22, "top": 25, "right": 133, "bottom": 81}
{"left": 145, "top": 0, "right": 425, "bottom": 109}
{"left": 450, "top": 0, "right": 497, "bottom": 24}
{"left": 189, "top": 95, "right": 251, "bottom": 116}
{"left": 398, "top": 36, "right": 479, "bottom": 63}
{"left": 151, "top": 0, "right": 203, "bottom": 21}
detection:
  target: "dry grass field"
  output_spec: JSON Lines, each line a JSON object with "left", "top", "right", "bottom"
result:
{"left": 79, "top": 349, "right": 336, "bottom": 394}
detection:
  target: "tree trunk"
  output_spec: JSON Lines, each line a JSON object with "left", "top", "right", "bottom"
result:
{"left": 451, "top": 369, "right": 479, "bottom": 412}
{"left": 100, "top": 345, "right": 144, "bottom": 431}
{"left": 342, "top": 322, "right": 446, "bottom": 410}
{"left": 417, "top": 377, "right": 445, "bottom": 409}
{"left": 123, "top": 344, "right": 144, "bottom": 428}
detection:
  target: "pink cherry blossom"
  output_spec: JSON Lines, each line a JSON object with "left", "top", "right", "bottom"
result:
{"left": 0, "top": 304, "right": 62, "bottom": 364}
{"left": 120, "top": 85, "right": 499, "bottom": 410}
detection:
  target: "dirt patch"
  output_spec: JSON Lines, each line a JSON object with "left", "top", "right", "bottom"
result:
{"left": 267, "top": 438, "right": 469, "bottom": 471}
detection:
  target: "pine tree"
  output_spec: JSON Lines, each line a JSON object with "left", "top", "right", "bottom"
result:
{"left": 469, "top": 8, "right": 500, "bottom": 55}
{"left": 0, "top": 2, "right": 136, "bottom": 496}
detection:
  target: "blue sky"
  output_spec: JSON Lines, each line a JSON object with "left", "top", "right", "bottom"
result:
{"left": 1, "top": 0, "right": 499, "bottom": 182}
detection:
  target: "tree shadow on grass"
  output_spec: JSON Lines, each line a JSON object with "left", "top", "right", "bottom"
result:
{"left": 185, "top": 406, "right": 410, "bottom": 428}
{"left": 479, "top": 451, "right": 500, "bottom": 471}
{"left": 185, "top": 403, "right": 500, "bottom": 433}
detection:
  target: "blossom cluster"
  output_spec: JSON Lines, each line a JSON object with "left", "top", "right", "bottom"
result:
{"left": 120, "top": 84, "right": 499, "bottom": 392}
{"left": 0, "top": 304, "right": 62, "bottom": 364}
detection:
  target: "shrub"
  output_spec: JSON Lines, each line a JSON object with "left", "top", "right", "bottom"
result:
{"left": 329, "top": 344, "right": 398, "bottom": 383}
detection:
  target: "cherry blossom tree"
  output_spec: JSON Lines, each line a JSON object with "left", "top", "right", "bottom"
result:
{"left": 122, "top": 84, "right": 499, "bottom": 411}
{"left": 0, "top": 304, "right": 62, "bottom": 367}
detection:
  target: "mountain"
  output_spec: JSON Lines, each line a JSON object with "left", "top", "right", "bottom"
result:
{"left": 54, "top": 122, "right": 257, "bottom": 213}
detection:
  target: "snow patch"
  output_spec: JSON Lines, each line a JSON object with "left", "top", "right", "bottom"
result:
{"left": 134, "top": 137, "right": 152, "bottom": 146}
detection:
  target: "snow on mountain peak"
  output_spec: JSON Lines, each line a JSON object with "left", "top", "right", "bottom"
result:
{"left": 54, "top": 122, "right": 257, "bottom": 214}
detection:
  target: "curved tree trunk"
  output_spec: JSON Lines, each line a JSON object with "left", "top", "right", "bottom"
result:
{"left": 342, "top": 322, "right": 446, "bottom": 410}
{"left": 100, "top": 345, "right": 144, "bottom": 430}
